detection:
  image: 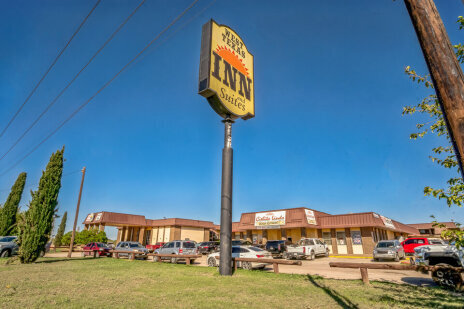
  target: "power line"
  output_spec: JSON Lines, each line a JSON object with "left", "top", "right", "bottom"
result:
{"left": 0, "top": 0, "right": 101, "bottom": 140}
{"left": 0, "top": 0, "right": 201, "bottom": 177}
{"left": 0, "top": 0, "right": 146, "bottom": 163}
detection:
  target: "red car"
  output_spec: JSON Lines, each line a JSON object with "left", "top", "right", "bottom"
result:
{"left": 401, "top": 237, "right": 445, "bottom": 254}
{"left": 146, "top": 242, "right": 166, "bottom": 252}
{"left": 83, "top": 242, "right": 112, "bottom": 257}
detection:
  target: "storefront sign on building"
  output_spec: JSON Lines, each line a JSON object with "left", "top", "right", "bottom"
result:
{"left": 305, "top": 209, "right": 317, "bottom": 225}
{"left": 94, "top": 212, "right": 102, "bottom": 222}
{"left": 254, "top": 211, "right": 286, "bottom": 227}
{"left": 198, "top": 20, "right": 254, "bottom": 120}
{"left": 85, "top": 213, "right": 94, "bottom": 222}
{"left": 380, "top": 215, "right": 395, "bottom": 229}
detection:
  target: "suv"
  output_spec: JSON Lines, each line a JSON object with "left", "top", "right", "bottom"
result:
{"left": 373, "top": 240, "right": 405, "bottom": 261}
{"left": 115, "top": 241, "right": 149, "bottom": 259}
{"left": 0, "top": 236, "right": 19, "bottom": 257}
{"left": 401, "top": 237, "right": 446, "bottom": 254}
{"left": 265, "top": 240, "right": 290, "bottom": 258}
{"left": 198, "top": 241, "right": 220, "bottom": 254}
{"left": 154, "top": 240, "right": 198, "bottom": 263}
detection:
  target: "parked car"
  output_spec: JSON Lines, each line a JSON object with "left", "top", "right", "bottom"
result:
{"left": 207, "top": 246, "right": 272, "bottom": 270}
{"left": 154, "top": 240, "right": 197, "bottom": 263}
{"left": 146, "top": 242, "right": 165, "bottom": 252}
{"left": 0, "top": 236, "right": 19, "bottom": 257}
{"left": 115, "top": 241, "right": 148, "bottom": 259}
{"left": 413, "top": 243, "right": 464, "bottom": 289}
{"left": 231, "top": 240, "right": 253, "bottom": 246}
{"left": 198, "top": 241, "right": 220, "bottom": 254}
{"left": 373, "top": 240, "right": 405, "bottom": 261}
{"left": 284, "top": 238, "right": 329, "bottom": 260}
{"left": 401, "top": 237, "right": 446, "bottom": 254}
{"left": 82, "top": 242, "right": 112, "bottom": 257}
{"left": 265, "top": 240, "right": 290, "bottom": 258}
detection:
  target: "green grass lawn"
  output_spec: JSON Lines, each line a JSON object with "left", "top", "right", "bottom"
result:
{"left": 0, "top": 257, "right": 463, "bottom": 308}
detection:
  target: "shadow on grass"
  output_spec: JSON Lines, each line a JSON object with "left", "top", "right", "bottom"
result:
{"left": 370, "top": 281, "right": 464, "bottom": 308}
{"left": 306, "top": 275, "right": 359, "bottom": 309}
{"left": 33, "top": 257, "right": 95, "bottom": 264}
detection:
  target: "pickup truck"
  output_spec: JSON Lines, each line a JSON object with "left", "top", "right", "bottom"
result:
{"left": 284, "top": 238, "right": 329, "bottom": 260}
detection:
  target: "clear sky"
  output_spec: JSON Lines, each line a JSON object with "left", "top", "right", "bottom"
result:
{"left": 1, "top": 0, "right": 463, "bottom": 240}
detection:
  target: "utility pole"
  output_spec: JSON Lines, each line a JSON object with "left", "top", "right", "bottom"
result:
{"left": 219, "top": 116, "right": 234, "bottom": 276}
{"left": 67, "top": 167, "right": 86, "bottom": 258}
{"left": 404, "top": 0, "right": 464, "bottom": 178}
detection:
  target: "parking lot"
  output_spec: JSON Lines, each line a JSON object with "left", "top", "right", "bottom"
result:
{"left": 46, "top": 251, "right": 433, "bottom": 286}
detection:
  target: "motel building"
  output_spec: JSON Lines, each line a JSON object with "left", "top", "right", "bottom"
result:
{"left": 83, "top": 212, "right": 219, "bottom": 245}
{"left": 83, "top": 207, "right": 419, "bottom": 255}
{"left": 231, "top": 207, "right": 418, "bottom": 255}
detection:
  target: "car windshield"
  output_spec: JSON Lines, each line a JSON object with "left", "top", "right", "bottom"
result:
{"left": 97, "top": 243, "right": 108, "bottom": 248}
{"left": 129, "top": 243, "right": 143, "bottom": 248}
{"left": 183, "top": 242, "right": 196, "bottom": 248}
{"left": 429, "top": 239, "right": 445, "bottom": 245}
{"left": 377, "top": 242, "right": 395, "bottom": 248}
{"left": 0, "top": 236, "right": 15, "bottom": 242}
{"left": 267, "top": 241, "right": 279, "bottom": 245}
{"left": 248, "top": 247, "right": 264, "bottom": 252}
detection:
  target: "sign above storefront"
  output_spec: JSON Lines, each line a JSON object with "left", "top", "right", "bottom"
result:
{"left": 305, "top": 209, "right": 317, "bottom": 225}
{"left": 254, "top": 211, "right": 286, "bottom": 227}
{"left": 198, "top": 19, "right": 255, "bottom": 120}
{"left": 380, "top": 215, "right": 395, "bottom": 229}
{"left": 85, "top": 213, "right": 94, "bottom": 222}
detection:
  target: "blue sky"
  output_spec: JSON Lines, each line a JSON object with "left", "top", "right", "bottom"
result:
{"left": 0, "top": 0, "right": 462, "bottom": 239}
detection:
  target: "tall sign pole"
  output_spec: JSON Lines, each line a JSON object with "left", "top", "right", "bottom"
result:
{"left": 198, "top": 20, "right": 255, "bottom": 275}
{"left": 67, "top": 167, "right": 86, "bottom": 258}
{"left": 404, "top": 0, "right": 464, "bottom": 178}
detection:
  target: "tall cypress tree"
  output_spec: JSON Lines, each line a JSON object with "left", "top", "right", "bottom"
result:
{"left": 0, "top": 172, "right": 27, "bottom": 236}
{"left": 18, "top": 147, "right": 64, "bottom": 263}
{"left": 54, "top": 211, "right": 67, "bottom": 247}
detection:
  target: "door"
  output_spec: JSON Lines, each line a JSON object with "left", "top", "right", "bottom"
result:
{"left": 315, "top": 239, "right": 325, "bottom": 254}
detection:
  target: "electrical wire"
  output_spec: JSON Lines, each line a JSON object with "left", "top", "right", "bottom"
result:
{"left": 0, "top": 0, "right": 146, "bottom": 162}
{"left": 0, "top": 0, "right": 201, "bottom": 177}
{"left": 0, "top": 0, "right": 101, "bottom": 140}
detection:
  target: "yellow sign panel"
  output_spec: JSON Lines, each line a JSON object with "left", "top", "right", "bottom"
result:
{"left": 199, "top": 20, "right": 254, "bottom": 120}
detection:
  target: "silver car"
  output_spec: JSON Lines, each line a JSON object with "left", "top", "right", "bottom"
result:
{"left": 0, "top": 236, "right": 19, "bottom": 257}
{"left": 373, "top": 240, "right": 405, "bottom": 262}
{"left": 115, "top": 241, "right": 148, "bottom": 259}
{"left": 154, "top": 240, "right": 197, "bottom": 263}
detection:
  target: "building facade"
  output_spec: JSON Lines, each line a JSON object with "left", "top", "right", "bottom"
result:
{"left": 408, "top": 222, "right": 460, "bottom": 238}
{"left": 83, "top": 212, "right": 218, "bottom": 245}
{"left": 83, "top": 207, "right": 420, "bottom": 255}
{"left": 232, "top": 207, "right": 419, "bottom": 255}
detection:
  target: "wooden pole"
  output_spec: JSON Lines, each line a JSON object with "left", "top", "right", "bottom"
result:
{"left": 404, "top": 0, "right": 464, "bottom": 177}
{"left": 67, "top": 167, "right": 86, "bottom": 258}
{"left": 360, "top": 268, "right": 369, "bottom": 285}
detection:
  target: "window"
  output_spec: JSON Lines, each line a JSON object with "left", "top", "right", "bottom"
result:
{"left": 130, "top": 243, "right": 142, "bottom": 248}
{"left": 404, "top": 239, "right": 415, "bottom": 245}
{"left": 248, "top": 247, "right": 264, "bottom": 252}
{"left": 322, "top": 232, "right": 332, "bottom": 246}
{"left": 376, "top": 242, "right": 395, "bottom": 248}
{"left": 417, "top": 239, "right": 425, "bottom": 244}
{"left": 307, "top": 239, "right": 315, "bottom": 246}
{"left": 239, "top": 248, "right": 249, "bottom": 253}
{"left": 175, "top": 242, "right": 180, "bottom": 248}
{"left": 336, "top": 232, "right": 346, "bottom": 245}
{"left": 183, "top": 242, "right": 196, "bottom": 248}
{"left": 232, "top": 247, "right": 240, "bottom": 254}
{"left": 351, "top": 231, "right": 362, "bottom": 245}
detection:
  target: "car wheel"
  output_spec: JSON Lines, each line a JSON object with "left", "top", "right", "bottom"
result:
{"left": 97, "top": 251, "right": 101, "bottom": 258}
{"left": 374, "top": 258, "right": 379, "bottom": 262}
{"left": 325, "top": 249, "right": 329, "bottom": 257}
{"left": 39, "top": 250, "right": 45, "bottom": 257}
{"left": 309, "top": 251, "right": 315, "bottom": 261}
{"left": 394, "top": 254, "right": 400, "bottom": 262}
{"left": 0, "top": 250, "right": 10, "bottom": 258}
{"left": 208, "top": 257, "right": 217, "bottom": 267}
{"left": 242, "top": 261, "right": 252, "bottom": 270}
{"left": 171, "top": 257, "right": 177, "bottom": 264}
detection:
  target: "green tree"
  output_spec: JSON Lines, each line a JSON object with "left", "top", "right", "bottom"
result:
{"left": 61, "top": 229, "right": 108, "bottom": 246}
{"left": 403, "top": 16, "right": 464, "bottom": 247}
{"left": 0, "top": 172, "right": 27, "bottom": 236}
{"left": 18, "top": 147, "right": 64, "bottom": 263}
{"left": 54, "top": 211, "right": 67, "bottom": 247}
